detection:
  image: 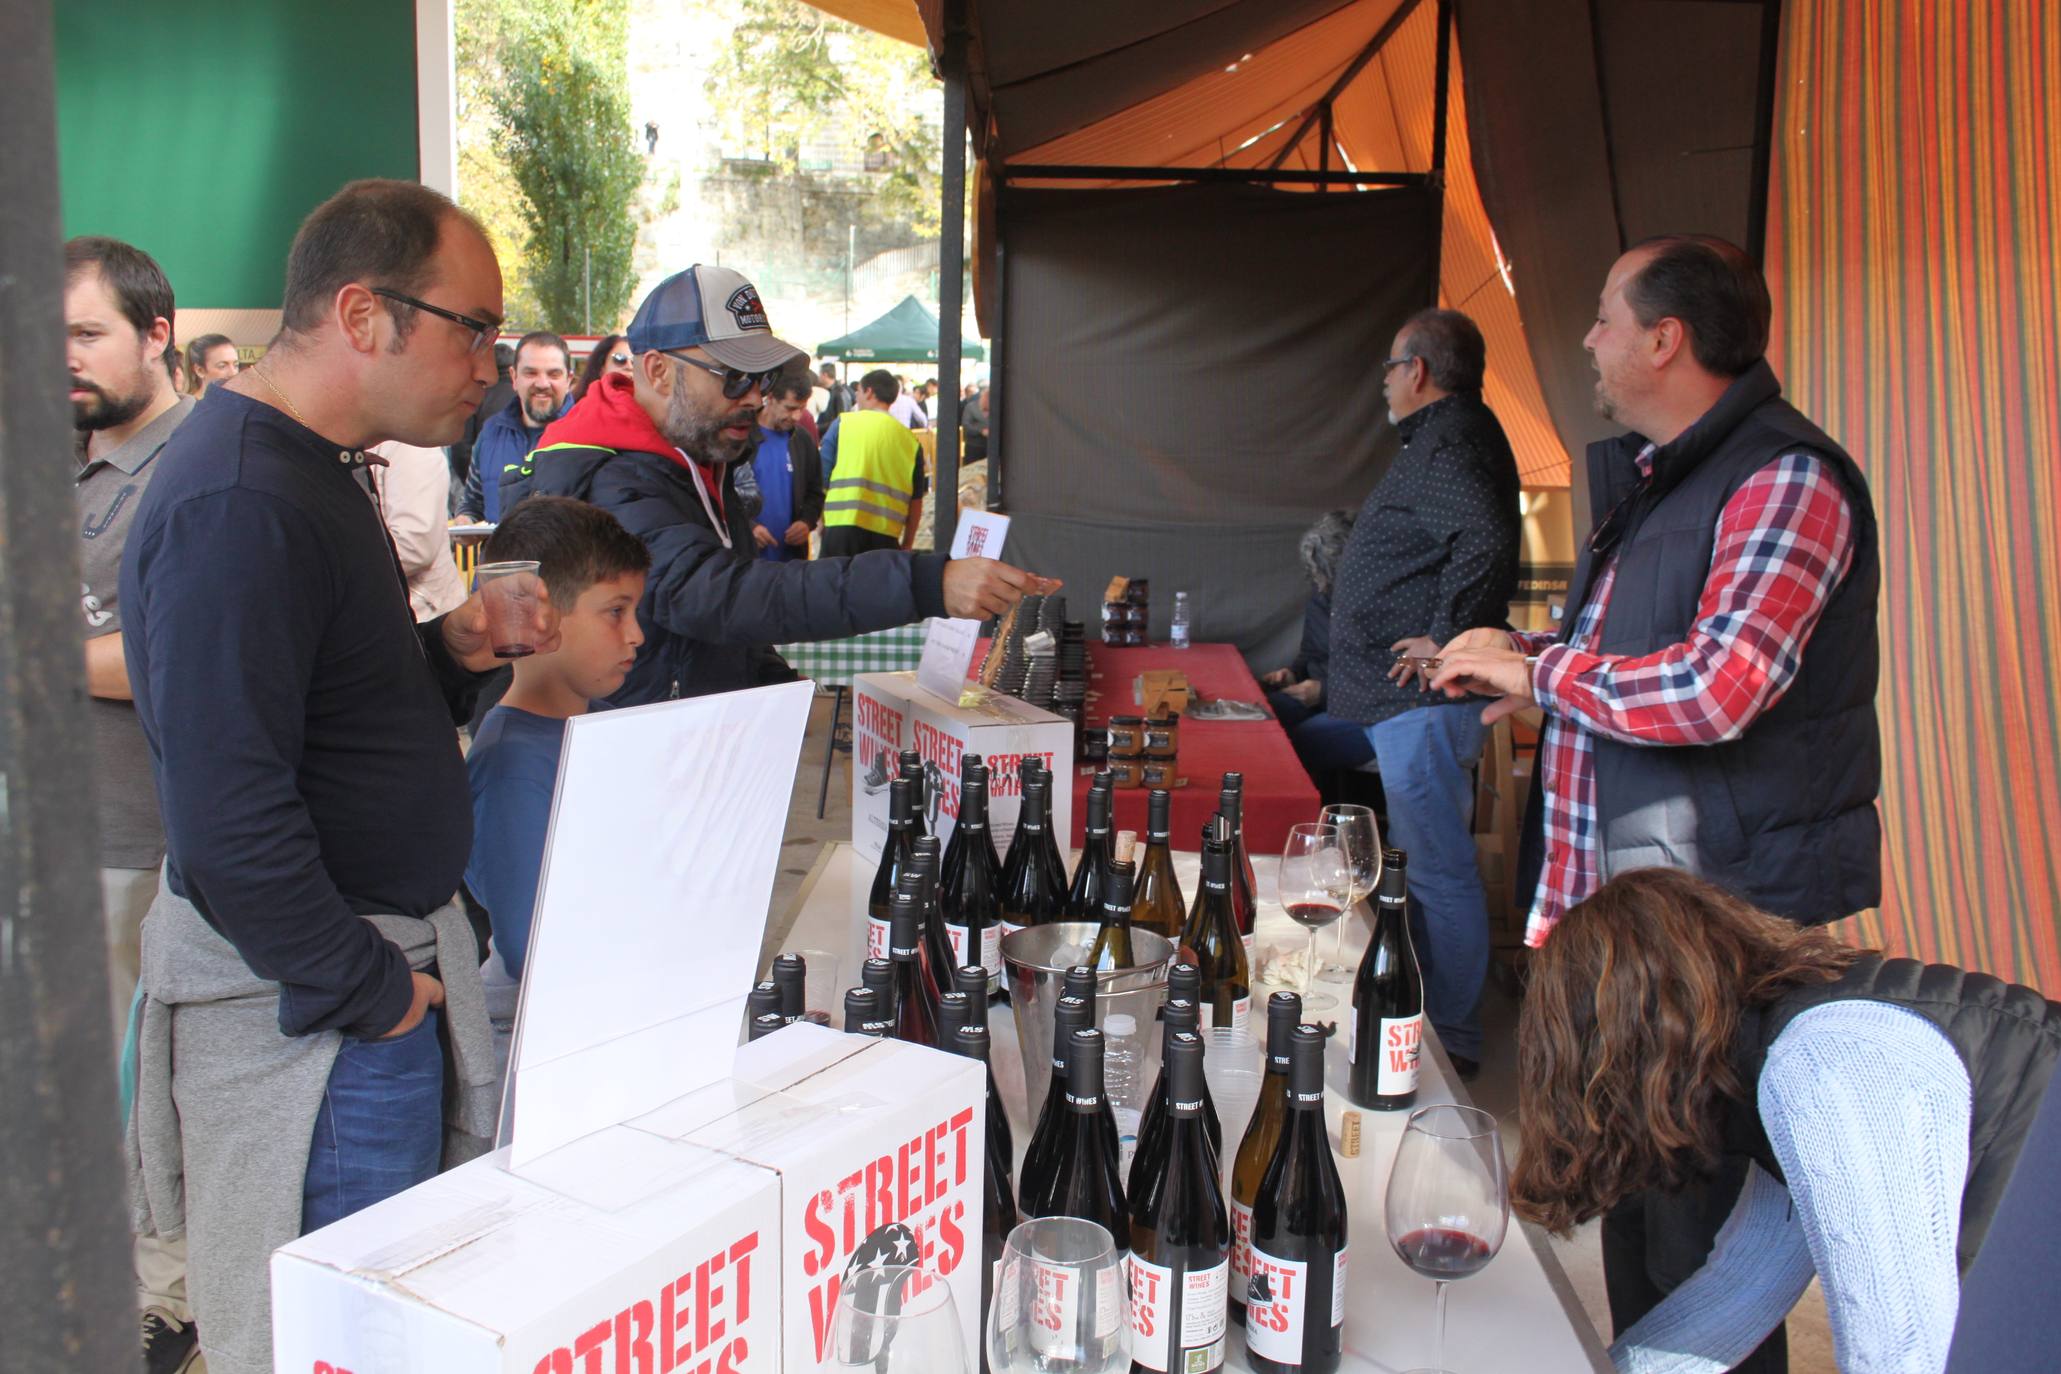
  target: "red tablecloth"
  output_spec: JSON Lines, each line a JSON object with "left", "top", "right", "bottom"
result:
{"left": 1068, "top": 642, "right": 1319, "bottom": 856}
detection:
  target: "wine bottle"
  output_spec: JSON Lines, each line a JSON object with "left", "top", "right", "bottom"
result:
{"left": 955, "top": 965, "right": 1014, "bottom": 1162}
{"left": 1065, "top": 782, "right": 1115, "bottom": 919}
{"left": 747, "top": 1011, "right": 785, "bottom": 1042}
{"left": 999, "top": 776, "right": 1064, "bottom": 938}
{"left": 1024, "top": 1027, "right": 1129, "bottom": 1254}
{"left": 959, "top": 754, "right": 1004, "bottom": 868}
{"left": 1230, "top": 991, "right": 1302, "bottom": 1325}
{"left": 1132, "top": 789, "right": 1187, "bottom": 942}
{"left": 898, "top": 749, "right": 929, "bottom": 840}
{"left": 1219, "top": 776, "right": 1259, "bottom": 962}
{"left": 1087, "top": 858, "right": 1140, "bottom": 970}
{"left": 1064, "top": 963, "right": 1099, "bottom": 1006}
{"left": 1245, "top": 1026, "right": 1348, "bottom": 1374}
{"left": 1019, "top": 993, "right": 1092, "bottom": 1215}
{"left": 954, "top": 1022, "right": 1019, "bottom": 1359}
{"left": 772, "top": 953, "right": 807, "bottom": 1025}
{"left": 938, "top": 989, "right": 971, "bottom": 1045}
{"left": 843, "top": 987, "right": 889, "bottom": 1036}
{"left": 861, "top": 956, "right": 896, "bottom": 1020}
{"left": 867, "top": 778, "right": 919, "bottom": 961}
{"left": 1126, "top": 1030, "right": 1231, "bottom": 1374}
{"left": 1031, "top": 764, "right": 1072, "bottom": 900}
{"left": 1180, "top": 819, "right": 1253, "bottom": 1033}
{"left": 888, "top": 884, "right": 940, "bottom": 1047}
{"left": 1130, "top": 995, "right": 1222, "bottom": 1202}
{"left": 911, "top": 838, "right": 951, "bottom": 995}
{"left": 1348, "top": 847, "right": 1424, "bottom": 1111}
{"left": 939, "top": 770, "right": 1004, "bottom": 986}
{"left": 747, "top": 979, "right": 780, "bottom": 1027}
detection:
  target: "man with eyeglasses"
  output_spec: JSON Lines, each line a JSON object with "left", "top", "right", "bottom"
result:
{"left": 524, "top": 264, "right": 1044, "bottom": 705}
{"left": 118, "top": 179, "right": 547, "bottom": 1372}
{"left": 456, "top": 329, "right": 574, "bottom": 522}
{"left": 1429, "top": 236, "right": 1879, "bottom": 1373}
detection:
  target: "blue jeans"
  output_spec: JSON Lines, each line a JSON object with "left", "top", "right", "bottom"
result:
{"left": 301, "top": 1008, "right": 445, "bottom": 1233}
{"left": 1367, "top": 705, "right": 1489, "bottom": 1060}
{"left": 1268, "top": 691, "right": 1377, "bottom": 777}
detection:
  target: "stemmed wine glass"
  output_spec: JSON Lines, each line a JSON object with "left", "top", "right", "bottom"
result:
{"left": 827, "top": 1262, "right": 971, "bottom": 1373}
{"left": 1384, "top": 1105, "right": 1510, "bottom": 1374}
{"left": 1318, "top": 803, "right": 1382, "bottom": 980}
{"left": 1278, "top": 822, "right": 1350, "bottom": 1012}
{"left": 986, "top": 1217, "right": 1130, "bottom": 1373}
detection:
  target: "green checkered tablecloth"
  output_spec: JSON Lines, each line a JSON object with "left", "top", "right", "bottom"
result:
{"left": 774, "top": 623, "right": 929, "bottom": 687}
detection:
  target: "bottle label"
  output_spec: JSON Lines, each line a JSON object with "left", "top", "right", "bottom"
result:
{"left": 1241, "top": 932, "right": 1256, "bottom": 963}
{"left": 981, "top": 922, "right": 1003, "bottom": 977}
{"left": 1229, "top": 1199, "right": 1254, "bottom": 1299}
{"left": 1197, "top": 994, "right": 1251, "bottom": 1033}
{"left": 1126, "top": 1254, "right": 1229, "bottom": 1372}
{"left": 1245, "top": 1245, "right": 1344, "bottom": 1361}
{"left": 1027, "top": 1259, "right": 1075, "bottom": 1356}
{"left": 1377, "top": 1015, "right": 1423, "bottom": 1096}
{"left": 946, "top": 921, "right": 970, "bottom": 963}
{"left": 866, "top": 915, "right": 890, "bottom": 962}
{"left": 999, "top": 918, "right": 1024, "bottom": 941}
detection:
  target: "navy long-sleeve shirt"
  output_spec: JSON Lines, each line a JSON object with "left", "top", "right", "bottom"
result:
{"left": 120, "top": 387, "right": 483, "bottom": 1038}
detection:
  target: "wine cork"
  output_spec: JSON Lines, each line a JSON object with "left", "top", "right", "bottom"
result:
{"left": 1113, "top": 830, "right": 1138, "bottom": 864}
{"left": 1340, "top": 1109, "right": 1363, "bottom": 1158}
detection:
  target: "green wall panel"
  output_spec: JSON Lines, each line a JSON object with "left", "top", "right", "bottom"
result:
{"left": 55, "top": 0, "right": 420, "bottom": 309}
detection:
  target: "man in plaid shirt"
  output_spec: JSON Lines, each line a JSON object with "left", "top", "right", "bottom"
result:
{"left": 1430, "top": 235, "right": 1880, "bottom": 1373}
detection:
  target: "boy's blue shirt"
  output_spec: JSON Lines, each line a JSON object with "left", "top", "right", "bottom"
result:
{"left": 464, "top": 703, "right": 575, "bottom": 980}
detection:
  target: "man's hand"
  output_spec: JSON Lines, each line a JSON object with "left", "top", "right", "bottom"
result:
{"left": 442, "top": 573, "right": 561, "bottom": 673}
{"left": 1429, "top": 645, "right": 1536, "bottom": 725}
{"left": 1281, "top": 678, "right": 1322, "bottom": 707}
{"left": 942, "top": 559, "right": 1058, "bottom": 621}
{"left": 380, "top": 971, "right": 445, "bottom": 1039}
{"left": 1387, "top": 634, "right": 1444, "bottom": 689}
{"left": 1260, "top": 667, "right": 1295, "bottom": 689}
{"left": 1439, "top": 627, "right": 1519, "bottom": 657}
{"left": 752, "top": 524, "right": 778, "bottom": 550}
{"left": 783, "top": 520, "right": 812, "bottom": 547}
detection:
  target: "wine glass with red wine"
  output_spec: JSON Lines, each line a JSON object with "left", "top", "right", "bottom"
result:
{"left": 1383, "top": 1104, "right": 1509, "bottom": 1373}
{"left": 1278, "top": 822, "right": 1350, "bottom": 1012}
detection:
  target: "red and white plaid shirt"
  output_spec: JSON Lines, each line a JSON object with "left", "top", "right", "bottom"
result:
{"left": 1512, "top": 447, "right": 1856, "bottom": 945}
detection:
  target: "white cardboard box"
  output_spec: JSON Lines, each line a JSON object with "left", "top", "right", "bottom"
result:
{"left": 273, "top": 1026, "right": 985, "bottom": 1372}
{"left": 850, "top": 670, "right": 1074, "bottom": 866}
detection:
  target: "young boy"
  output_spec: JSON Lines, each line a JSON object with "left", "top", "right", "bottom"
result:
{"left": 465, "top": 496, "right": 651, "bottom": 1069}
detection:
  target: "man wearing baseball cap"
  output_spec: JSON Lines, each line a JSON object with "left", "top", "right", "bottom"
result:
{"left": 523, "top": 264, "right": 1045, "bottom": 703}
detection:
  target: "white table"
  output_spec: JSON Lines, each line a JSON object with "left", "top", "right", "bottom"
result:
{"left": 778, "top": 843, "right": 1611, "bottom": 1374}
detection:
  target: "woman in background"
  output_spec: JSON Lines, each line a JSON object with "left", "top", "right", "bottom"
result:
{"left": 572, "top": 333, "right": 632, "bottom": 401}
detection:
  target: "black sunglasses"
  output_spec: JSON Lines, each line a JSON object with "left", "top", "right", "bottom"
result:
{"left": 609, "top": 351, "right": 631, "bottom": 365}
{"left": 1588, "top": 474, "right": 1654, "bottom": 555}
{"left": 662, "top": 349, "right": 785, "bottom": 400}
{"left": 369, "top": 288, "right": 498, "bottom": 355}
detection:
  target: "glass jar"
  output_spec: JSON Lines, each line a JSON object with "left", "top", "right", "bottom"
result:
{"left": 1109, "top": 757, "right": 1146, "bottom": 789}
{"left": 1143, "top": 715, "right": 1179, "bottom": 759}
{"left": 1106, "top": 716, "right": 1147, "bottom": 758}
{"left": 1140, "top": 759, "right": 1177, "bottom": 789}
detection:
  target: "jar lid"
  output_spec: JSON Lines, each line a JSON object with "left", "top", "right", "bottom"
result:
{"left": 1110, "top": 715, "right": 1147, "bottom": 725}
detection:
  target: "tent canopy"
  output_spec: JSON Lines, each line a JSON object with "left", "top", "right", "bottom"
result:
{"left": 816, "top": 295, "right": 986, "bottom": 362}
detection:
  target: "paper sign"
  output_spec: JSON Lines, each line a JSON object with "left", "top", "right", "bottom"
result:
{"left": 505, "top": 680, "right": 814, "bottom": 1168}
{"left": 919, "top": 510, "right": 1013, "bottom": 699}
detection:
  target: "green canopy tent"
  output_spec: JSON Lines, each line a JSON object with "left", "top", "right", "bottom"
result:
{"left": 815, "top": 295, "right": 986, "bottom": 363}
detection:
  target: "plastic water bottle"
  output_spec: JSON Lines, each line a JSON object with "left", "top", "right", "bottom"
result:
{"left": 1170, "top": 591, "right": 1192, "bottom": 649}
{"left": 1104, "top": 1012, "right": 1143, "bottom": 1177}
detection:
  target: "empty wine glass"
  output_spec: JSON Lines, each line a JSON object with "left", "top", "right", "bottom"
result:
{"left": 986, "top": 1216, "right": 1129, "bottom": 1373}
{"left": 1384, "top": 1105, "right": 1510, "bottom": 1374}
{"left": 1278, "top": 822, "right": 1349, "bottom": 1012}
{"left": 1318, "top": 803, "right": 1382, "bottom": 980}
{"left": 827, "top": 1262, "right": 971, "bottom": 1373}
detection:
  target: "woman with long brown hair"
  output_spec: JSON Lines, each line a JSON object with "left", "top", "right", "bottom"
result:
{"left": 572, "top": 332, "right": 631, "bottom": 401}
{"left": 1514, "top": 868, "right": 2058, "bottom": 1372}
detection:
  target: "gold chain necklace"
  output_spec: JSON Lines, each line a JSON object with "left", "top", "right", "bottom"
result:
{"left": 253, "top": 362, "right": 309, "bottom": 427}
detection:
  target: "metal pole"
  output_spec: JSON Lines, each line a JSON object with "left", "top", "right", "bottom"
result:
{"left": 988, "top": 185, "right": 1008, "bottom": 513}
{"left": 583, "top": 245, "right": 592, "bottom": 335}
{"left": 934, "top": 0, "right": 969, "bottom": 555}
{"left": 1428, "top": 0, "right": 1454, "bottom": 303}
{"left": 0, "top": 2, "right": 140, "bottom": 1367}
{"left": 845, "top": 222, "right": 855, "bottom": 338}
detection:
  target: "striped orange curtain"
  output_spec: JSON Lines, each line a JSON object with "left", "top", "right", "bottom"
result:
{"left": 1767, "top": 0, "right": 2061, "bottom": 990}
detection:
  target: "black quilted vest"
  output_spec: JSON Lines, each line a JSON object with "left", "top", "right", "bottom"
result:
{"left": 1724, "top": 954, "right": 2061, "bottom": 1270}
{"left": 1524, "top": 360, "right": 1882, "bottom": 922}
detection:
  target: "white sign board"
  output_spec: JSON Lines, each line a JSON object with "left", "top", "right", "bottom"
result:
{"left": 917, "top": 510, "right": 1012, "bottom": 700}
{"left": 506, "top": 681, "right": 814, "bottom": 1167}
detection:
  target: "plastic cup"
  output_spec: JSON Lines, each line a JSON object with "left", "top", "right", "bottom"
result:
{"left": 476, "top": 560, "right": 542, "bottom": 658}
{"left": 794, "top": 948, "right": 841, "bottom": 1026}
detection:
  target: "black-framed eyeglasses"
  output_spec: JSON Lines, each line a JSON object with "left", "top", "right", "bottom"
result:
{"left": 1381, "top": 355, "right": 1415, "bottom": 373}
{"left": 662, "top": 349, "right": 785, "bottom": 400}
{"left": 369, "top": 288, "right": 498, "bottom": 355}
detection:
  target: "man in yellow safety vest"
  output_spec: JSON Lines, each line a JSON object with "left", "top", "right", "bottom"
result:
{"left": 820, "top": 368, "right": 927, "bottom": 557}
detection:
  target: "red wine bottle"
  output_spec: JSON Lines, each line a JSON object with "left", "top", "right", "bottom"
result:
{"left": 911, "top": 837, "right": 950, "bottom": 996}
{"left": 772, "top": 953, "right": 807, "bottom": 1025}
{"left": 955, "top": 965, "right": 1014, "bottom": 1162}
{"left": 1348, "top": 848, "right": 1423, "bottom": 1111}
{"left": 843, "top": 987, "right": 890, "bottom": 1036}
{"left": 867, "top": 777, "right": 919, "bottom": 961}
{"left": 1126, "top": 1029, "right": 1230, "bottom": 1373}
{"left": 1024, "top": 1027, "right": 1129, "bottom": 1254}
{"left": 1230, "top": 991, "right": 1301, "bottom": 1325}
{"left": 747, "top": 1011, "right": 784, "bottom": 1042}
{"left": 1019, "top": 993, "right": 1092, "bottom": 1214}
{"left": 898, "top": 749, "right": 930, "bottom": 841}
{"left": 861, "top": 957, "right": 895, "bottom": 1020}
{"left": 954, "top": 1022, "right": 1020, "bottom": 1363}
{"left": 1245, "top": 1026, "right": 1348, "bottom": 1374}
{"left": 1065, "top": 780, "right": 1115, "bottom": 919}
{"left": 940, "top": 770, "right": 1004, "bottom": 986}
{"left": 888, "top": 883, "right": 941, "bottom": 1047}
{"left": 746, "top": 979, "right": 780, "bottom": 1028}
{"left": 1029, "top": 762, "right": 1072, "bottom": 900}
{"left": 938, "top": 989, "right": 972, "bottom": 1045}
{"left": 999, "top": 776, "right": 1064, "bottom": 938}
{"left": 1219, "top": 775, "right": 1258, "bottom": 961}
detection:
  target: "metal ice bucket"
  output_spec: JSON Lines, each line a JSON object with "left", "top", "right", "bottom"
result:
{"left": 1000, "top": 923, "right": 1175, "bottom": 1120}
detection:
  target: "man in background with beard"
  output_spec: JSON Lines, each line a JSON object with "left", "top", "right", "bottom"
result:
{"left": 456, "top": 329, "right": 572, "bottom": 523}
{"left": 527, "top": 264, "right": 1045, "bottom": 703}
